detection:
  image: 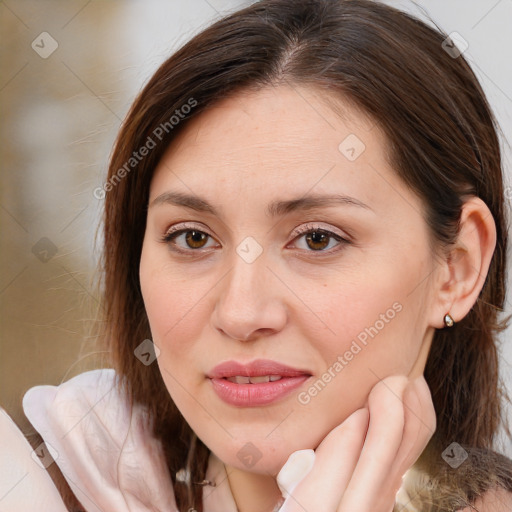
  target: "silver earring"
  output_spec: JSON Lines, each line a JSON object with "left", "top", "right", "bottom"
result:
{"left": 176, "top": 468, "right": 216, "bottom": 487}
{"left": 443, "top": 313, "right": 454, "bottom": 327}
{"left": 175, "top": 468, "right": 190, "bottom": 484}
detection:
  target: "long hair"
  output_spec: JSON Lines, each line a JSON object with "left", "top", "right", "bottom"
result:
{"left": 100, "top": 1, "right": 510, "bottom": 509}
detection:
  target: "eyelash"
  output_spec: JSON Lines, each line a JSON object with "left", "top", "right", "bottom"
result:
{"left": 160, "top": 222, "right": 351, "bottom": 256}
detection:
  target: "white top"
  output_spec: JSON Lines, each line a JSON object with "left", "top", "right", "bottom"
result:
{"left": 0, "top": 369, "right": 419, "bottom": 511}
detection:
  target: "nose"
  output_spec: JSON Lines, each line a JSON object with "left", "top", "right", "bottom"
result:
{"left": 211, "top": 250, "right": 288, "bottom": 342}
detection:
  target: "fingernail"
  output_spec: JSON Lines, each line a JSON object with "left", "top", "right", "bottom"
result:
{"left": 276, "top": 449, "right": 315, "bottom": 497}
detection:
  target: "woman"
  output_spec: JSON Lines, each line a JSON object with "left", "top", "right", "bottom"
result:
{"left": 3, "top": 0, "right": 512, "bottom": 510}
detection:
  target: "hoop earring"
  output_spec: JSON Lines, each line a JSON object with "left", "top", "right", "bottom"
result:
{"left": 443, "top": 313, "right": 455, "bottom": 327}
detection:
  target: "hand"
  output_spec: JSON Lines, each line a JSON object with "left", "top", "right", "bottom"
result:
{"left": 277, "top": 375, "right": 436, "bottom": 512}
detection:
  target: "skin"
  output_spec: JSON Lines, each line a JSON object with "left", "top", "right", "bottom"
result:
{"left": 139, "top": 85, "right": 496, "bottom": 511}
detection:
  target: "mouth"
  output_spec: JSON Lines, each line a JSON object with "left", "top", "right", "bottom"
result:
{"left": 224, "top": 375, "right": 284, "bottom": 383}
{"left": 207, "top": 359, "right": 312, "bottom": 407}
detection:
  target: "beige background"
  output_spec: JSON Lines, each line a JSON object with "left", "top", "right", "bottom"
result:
{"left": 1, "top": 0, "right": 511, "bottom": 456}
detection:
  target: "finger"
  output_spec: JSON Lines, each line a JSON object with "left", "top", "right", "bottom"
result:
{"left": 339, "top": 375, "right": 409, "bottom": 512}
{"left": 280, "top": 408, "right": 369, "bottom": 512}
{"left": 277, "top": 449, "right": 316, "bottom": 497}
{"left": 370, "top": 375, "right": 435, "bottom": 511}
{"left": 391, "top": 376, "right": 436, "bottom": 475}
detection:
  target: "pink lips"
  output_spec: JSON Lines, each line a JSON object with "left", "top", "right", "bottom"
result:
{"left": 207, "top": 359, "right": 311, "bottom": 407}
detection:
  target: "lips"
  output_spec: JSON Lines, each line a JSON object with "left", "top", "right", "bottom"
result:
{"left": 208, "top": 359, "right": 311, "bottom": 379}
{"left": 207, "top": 359, "right": 312, "bottom": 407}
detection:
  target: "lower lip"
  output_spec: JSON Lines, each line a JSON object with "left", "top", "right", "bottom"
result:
{"left": 209, "top": 376, "right": 310, "bottom": 407}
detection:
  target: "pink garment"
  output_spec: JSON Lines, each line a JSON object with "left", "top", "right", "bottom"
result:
{"left": 2, "top": 369, "right": 312, "bottom": 512}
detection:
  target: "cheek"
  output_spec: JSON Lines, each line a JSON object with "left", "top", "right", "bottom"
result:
{"left": 139, "top": 258, "right": 208, "bottom": 409}
{"left": 139, "top": 249, "right": 221, "bottom": 393}
{"left": 310, "top": 273, "right": 396, "bottom": 346}
{"left": 309, "top": 266, "right": 425, "bottom": 379}
{"left": 292, "top": 281, "right": 424, "bottom": 436}
{"left": 140, "top": 247, "right": 200, "bottom": 341}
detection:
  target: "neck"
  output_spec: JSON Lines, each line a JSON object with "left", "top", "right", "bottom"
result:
{"left": 225, "top": 464, "right": 283, "bottom": 512}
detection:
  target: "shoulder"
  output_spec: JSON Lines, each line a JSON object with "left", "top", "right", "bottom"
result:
{"left": 449, "top": 445, "right": 512, "bottom": 492}
{"left": 456, "top": 448, "right": 512, "bottom": 511}
{"left": 0, "top": 407, "right": 67, "bottom": 511}
{"left": 398, "top": 445, "right": 512, "bottom": 511}
{"left": 0, "top": 370, "right": 121, "bottom": 511}
{"left": 458, "top": 486, "right": 512, "bottom": 512}
{"left": 20, "top": 369, "right": 178, "bottom": 512}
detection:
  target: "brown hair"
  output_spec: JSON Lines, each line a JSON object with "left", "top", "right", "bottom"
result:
{"left": 100, "top": 0, "right": 511, "bottom": 510}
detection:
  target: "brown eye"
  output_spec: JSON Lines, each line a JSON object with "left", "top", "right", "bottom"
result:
{"left": 292, "top": 226, "right": 349, "bottom": 254}
{"left": 304, "top": 231, "right": 331, "bottom": 251}
{"left": 161, "top": 227, "right": 217, "bottom": 253}
{"left": 183, "top": 230, "right": 209, "bottom": 249}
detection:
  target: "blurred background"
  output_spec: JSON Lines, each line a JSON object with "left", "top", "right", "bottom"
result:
{"left": 1, "top": 0, "right": 512, "bottom": 457}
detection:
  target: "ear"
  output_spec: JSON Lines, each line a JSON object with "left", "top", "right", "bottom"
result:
{"left": 429, "top": 196, "right": 497, "bottom": 329}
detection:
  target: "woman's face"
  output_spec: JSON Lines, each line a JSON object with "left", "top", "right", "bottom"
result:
{"left": 140, "top": 85, "right": 442, "bottom": 476}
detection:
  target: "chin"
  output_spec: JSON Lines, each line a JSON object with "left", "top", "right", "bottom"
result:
{"left": 211, "top": 437, "right": 310, "bottom": 476}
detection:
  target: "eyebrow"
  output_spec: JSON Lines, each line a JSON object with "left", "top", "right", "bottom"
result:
{"left": 148, "top": 191, "right": 373, "bottom": 216}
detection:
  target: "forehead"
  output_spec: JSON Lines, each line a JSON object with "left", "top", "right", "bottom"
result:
{"left": 149, "top": 85, "right": 416, "bottom": 217}
{"left": 158, "top": 85, "right": 375, "bottom": 165}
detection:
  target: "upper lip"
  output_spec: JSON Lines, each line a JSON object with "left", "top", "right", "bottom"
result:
{"left": 208, "top": 359, "right": 312, "bottom": 379}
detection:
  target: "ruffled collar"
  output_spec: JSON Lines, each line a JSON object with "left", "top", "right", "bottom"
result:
{"left": 23, "top": 369, "right": 417, "bottom": 511}
{"left": 23, "top": 369, "right": 293, "bottom": 511}
{"left": 23, "top": 369, "right": 180, "bottom": 511}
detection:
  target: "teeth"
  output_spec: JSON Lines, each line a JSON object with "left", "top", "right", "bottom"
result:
{"left": 249, "top": 375, "right": 270, "bottom": 384}
{"left": 227, "top": 376, "right": 250, "bottom": 384}
{"left": 225, "top": 375, "right": 283, "bottom": 384}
